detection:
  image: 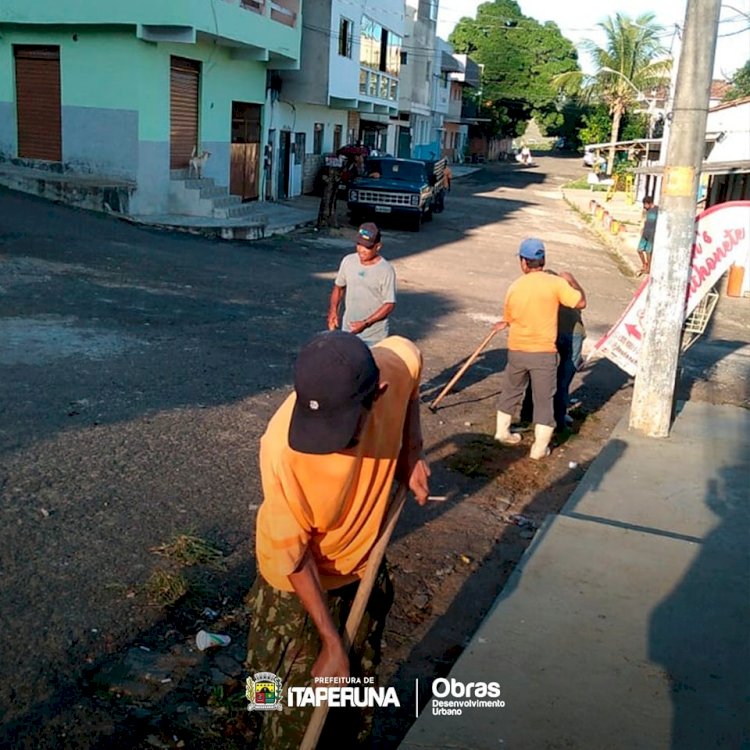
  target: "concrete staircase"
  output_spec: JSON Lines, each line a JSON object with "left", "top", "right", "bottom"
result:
{"left": 168, "top": 169, "right": 261, "bottom": 220}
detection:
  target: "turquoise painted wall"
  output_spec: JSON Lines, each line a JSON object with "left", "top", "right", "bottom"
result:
{"left": 0, "top": 24, "right": 270, "bottom": 210}
{"left": 0, "top": 0, "right": 300, "bottom": 62}
{"left": 0, "top": 27, "right": 267, "bottom": 141}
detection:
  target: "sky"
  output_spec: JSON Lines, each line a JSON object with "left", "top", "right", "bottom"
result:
{"left": 436, "top": 0, "right": 750, "bottom": 79}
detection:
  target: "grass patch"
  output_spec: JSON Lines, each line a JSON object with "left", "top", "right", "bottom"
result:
{"left": 562, "top": 177, "right": 608, "bottom": 191}
{"left": 145, "top": 569, "right": 189, "bottom": 606}
{"left": 447, "top": 436, "right": 499, "bottom": 478}
{"left": 152, "top": 533, "right": 225, "bottom": 568}
{"left": 208, "top": 685, "right": 248, "bottom": 715}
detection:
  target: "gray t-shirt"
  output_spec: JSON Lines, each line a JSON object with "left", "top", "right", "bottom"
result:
{"left": 334, "top": 253, "right": 397, "bottom": 345}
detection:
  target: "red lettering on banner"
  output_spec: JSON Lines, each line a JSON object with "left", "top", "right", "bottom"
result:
{"left": 594, "top": 202, "right": 749, "bottom": 378}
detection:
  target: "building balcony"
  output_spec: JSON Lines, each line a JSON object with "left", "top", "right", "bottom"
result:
{"left": 358, "top": 68, "right": 399, "bottom": 115}
{"left": 0, "top": 0, "right": 301, "bottom": 66}
{"left": 446, "top": 98, "right": 463, "bottom": 122}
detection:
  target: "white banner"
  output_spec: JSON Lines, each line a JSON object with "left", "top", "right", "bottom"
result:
{"left": 593, "top": 200, "right": 750, "bottom": 376}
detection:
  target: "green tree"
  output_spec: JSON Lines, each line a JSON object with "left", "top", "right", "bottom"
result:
{"left": 723, "top": 59, "right": 750, "bottom": 101}
{"left": 449, "top": 0, "right": 579, "bottom": 137}
{"left": 554, "top": 13, "right": 670, "bottom": 174}
{"left": 579, "top": 106, "right": 611, "bottom": 146}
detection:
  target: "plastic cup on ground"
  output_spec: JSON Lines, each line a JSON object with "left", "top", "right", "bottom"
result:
{"left": 196, "top": 629, "right": 232, "bottom": 651}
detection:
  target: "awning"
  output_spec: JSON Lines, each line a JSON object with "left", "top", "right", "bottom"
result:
{"left": 440, "top": 51, "right": 462, "bottom": 73}
{"left": 634, "top": 160, "right": 750, "bottom": 176}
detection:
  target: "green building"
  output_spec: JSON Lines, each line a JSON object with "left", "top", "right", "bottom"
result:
{"left": 0, "top": 0, "right": 301, "bottom": 215}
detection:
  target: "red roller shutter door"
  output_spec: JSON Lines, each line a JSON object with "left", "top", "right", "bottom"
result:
{"left": 170, "top": 57, "right": 200, "bottom": 169}
{"left": 14, "top": 46, "right": 62, "bottom": 162}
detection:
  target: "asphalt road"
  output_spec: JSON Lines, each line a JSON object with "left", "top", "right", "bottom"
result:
{"left": 0, "top": 154, "right": 746, "bottom": 742}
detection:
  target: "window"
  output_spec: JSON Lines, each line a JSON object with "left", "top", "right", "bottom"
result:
{"left": 428, "top": 0, "right": 438, "bottom": 22}
{"left": 338, "top": 17, "right": 352, "bottom": 58}
{"left": 333, "top": 124, "right": 342, "bottom": 152}
{"left": 400, "top": 50, "right": 408, "bottom": 66}
{"left": 360, "top": 16, "right": 381, "bottom": 71}
{"left": 360, "top": 16, "right": 401, "bottom": 77}
{"left": 313, "top": 123, "right": 324, "bottom": 155}
{"left": 385, "top": 32, "right": 402, "bottom": 76}
{"left": 294, "top": 132, "right": 305, "bottom": 165}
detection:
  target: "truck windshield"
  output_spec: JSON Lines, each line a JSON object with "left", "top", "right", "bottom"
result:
{"left": 366, "top": 159, "right": 426, "bottom": 182}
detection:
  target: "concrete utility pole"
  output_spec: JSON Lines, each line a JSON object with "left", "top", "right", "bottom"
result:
{"left": 629, "top": 0, "right": 722, "bottom": 437}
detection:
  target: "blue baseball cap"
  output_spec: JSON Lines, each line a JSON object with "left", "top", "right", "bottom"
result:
{"left": 518, "top": 238, "right": 545, "bottom": 260}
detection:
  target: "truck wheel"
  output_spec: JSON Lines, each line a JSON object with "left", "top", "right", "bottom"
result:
{"left": 434, "top": 192, "right": 445, "bottom": 213}
{"left": 424, "top": 204, "right": 433, "bottom": 222}
{"left": 411, "top": 212, "right": 422, "bottom": 232}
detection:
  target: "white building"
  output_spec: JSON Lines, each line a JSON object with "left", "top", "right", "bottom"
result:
{"left": 442, "top": 52, "right": 480, "bottom": 163}
{"left": 268, "top": 0, "right": 405, "bottom": 197}
{"left": 397, "top": 0, "right": 439, "bottom": 159}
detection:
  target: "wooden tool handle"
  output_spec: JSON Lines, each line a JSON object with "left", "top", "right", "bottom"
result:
{"left": 300, "top": 483, "right": 408, "bottom": 750}
{"left": 429, "top": 328, "right": 497, "bottom": 411}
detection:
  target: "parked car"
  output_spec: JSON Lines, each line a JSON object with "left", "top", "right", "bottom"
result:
{"left": 583, "top": 146, "right": 597, "bottom": 167}
{"left": 347, "top": 157, "right": 447, "bottom": 231}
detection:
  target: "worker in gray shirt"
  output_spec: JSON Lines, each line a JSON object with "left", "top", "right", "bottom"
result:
{"left": 327, "top": 222, "right": 397, "bottom": 346}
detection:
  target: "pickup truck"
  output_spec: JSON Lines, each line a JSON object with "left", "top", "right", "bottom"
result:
{"left": 347, "top": 157, "right": 447, "bottom": 231}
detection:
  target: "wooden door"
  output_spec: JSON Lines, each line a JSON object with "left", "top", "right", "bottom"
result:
{"left": 230, "top": 102, "right": 261, "bottom": 200}
{"left": 170, "top": 57, "right": 200, "bottom": 169}
{"left": 14, "top": 46, "right": 62, "bottom": 161}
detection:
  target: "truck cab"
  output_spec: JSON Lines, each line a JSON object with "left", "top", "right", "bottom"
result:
{"left": 347, "top": 157, "right": 446, "bottom": 231}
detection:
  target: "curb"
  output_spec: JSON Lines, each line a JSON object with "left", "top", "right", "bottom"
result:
{"left": 119, "top": 214, "right": 316, "bottom": 241}
{"left": 562, "top": 193, "right": 640, "bottom": 277}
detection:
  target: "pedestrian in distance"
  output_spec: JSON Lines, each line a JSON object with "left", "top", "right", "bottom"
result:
{"left": 245, "top": 331, "right": 430, "bottom": 749}
{"left": 637, "top": 195, "right": 659, "bottom": 276}
{"left": 328, "top": 222, "right": 397, "bottom": 346}
{"left": 492, "top": 238, "right": 586, "bottom": 459}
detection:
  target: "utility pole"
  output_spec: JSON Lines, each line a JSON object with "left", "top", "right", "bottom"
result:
{"left": 629, "top": 0, "right": 722, "bottom": 437}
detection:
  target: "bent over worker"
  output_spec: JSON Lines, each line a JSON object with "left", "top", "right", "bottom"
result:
{"left": 493, "top": 238, "right": 586, "bottom": 460}
{"left": 246, "top": 331, "right": 430, "bottom": 748}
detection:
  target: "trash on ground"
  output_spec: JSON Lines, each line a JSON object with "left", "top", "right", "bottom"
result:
{"left": 196, "top": 630, "right": 232, "bottom": 651}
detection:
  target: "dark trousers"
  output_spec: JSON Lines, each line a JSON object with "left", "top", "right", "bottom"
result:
{"left": 553, "top": 333, "right": 585, "bottom": 428}
{"left": 245, "top": 562, "right": 394, "bottom": 749}
{"left": 497, "top": 350, "right": 558, "bottom": 427}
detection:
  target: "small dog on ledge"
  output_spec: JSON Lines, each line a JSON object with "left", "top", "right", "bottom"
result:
{"left": 188, "top": 145, "right": 211, "bottom": 178}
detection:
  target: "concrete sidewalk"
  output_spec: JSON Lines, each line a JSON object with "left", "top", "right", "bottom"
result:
{"left": 564, "top": 188, "right": 644, "bottom": 275}
{"left": 400, "top": 400, "right": 750, "bottom": 750}
{"left": 129, "top": 167, "right": 481, "bottom": 239}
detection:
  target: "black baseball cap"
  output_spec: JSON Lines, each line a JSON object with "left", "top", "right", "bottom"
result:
{"left": 289, "top": 331, "right": 380, "bottom": 454}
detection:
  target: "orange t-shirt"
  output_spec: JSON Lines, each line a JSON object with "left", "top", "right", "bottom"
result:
{"left": 504, "top": 272, "right": 582, "bottom": 353}
{"left": 255, "top": 336, "right": 422, "bottom": 592}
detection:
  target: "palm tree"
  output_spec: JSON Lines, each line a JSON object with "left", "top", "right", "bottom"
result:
{"left": 555, "top": 13, "right": 671, "bottom": 174}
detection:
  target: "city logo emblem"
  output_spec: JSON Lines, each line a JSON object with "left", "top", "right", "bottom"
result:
{"left": 246, "top": 671, "right": 283, "bottom": 711}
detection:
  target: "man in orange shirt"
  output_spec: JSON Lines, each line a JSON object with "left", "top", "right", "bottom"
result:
{"left": 493, "top": 238, "right": 586, "bottom": 459}
{"left": 246, "top": 331, "right": 430, "bottom": 748}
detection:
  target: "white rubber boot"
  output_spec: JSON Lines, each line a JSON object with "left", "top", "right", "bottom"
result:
{"left": 494, "top": 411, "right": 521, "bottom": 444}
{"left": 529, "top": 424, "right": 554, "bottom": 460}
